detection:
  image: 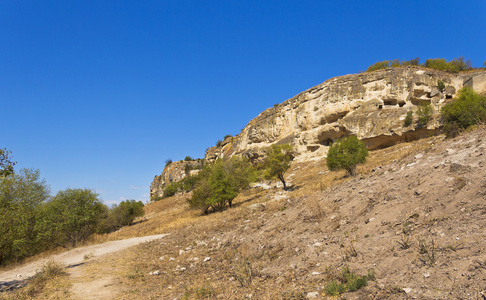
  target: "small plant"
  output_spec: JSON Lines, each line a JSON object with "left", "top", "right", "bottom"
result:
{"left": 184, "top": 156, "right": 192, "bottom": 161}
{"left": 223, "top": 134, "right": 232, "bottom": 139}
{"left": 323, "top": 266, "right": 372, "bottom": 296}
{"left": 437, "top": 80, "right": 445, "bottom": 92}
{"left": 396, "top": 234, "right": 411, "bottom": 250}
{"left": 342, "top": 242, "right": 358, "bottom": 261}
{"left": 403, "top": 111, "right": 413, "bottom": 127}
{"left": 418, "top": 238, "right": 436, "bottom": 267}
{"left": 416, "top": 103, "right": 432, "bottom": 128}
{"left": 165, "top": 159, "right": 172, "bottom": 167}
{"left": 216, "top": 140, "right": 223, "bottom": 147}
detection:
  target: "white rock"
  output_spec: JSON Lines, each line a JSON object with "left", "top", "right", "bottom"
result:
{"left": 203, "top": 257, "right": 211, "bottom": 262}
{"left": 311, "top": 272, "right": 320, "bottom": 275}
{"left": 159, "top": 256, "right": 164, "bottom": 261}
{"left": 424, "top": 272, "right": 430, "bottom": 278}
{"left": 307, "top": 291, "right": 319, "bottom": 298}
{"left": 403, "top": 288, "right": 413, "bottom": 294}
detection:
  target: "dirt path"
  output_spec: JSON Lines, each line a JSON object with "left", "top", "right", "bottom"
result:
{"left": 0, "top": 233, "right": 169, "bottom": 297}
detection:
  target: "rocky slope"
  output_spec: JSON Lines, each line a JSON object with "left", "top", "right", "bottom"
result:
{"left": 207, "top": 67, "right": 486, "bottom": 163}
{"left": 124, "top": 127, "right": 486, "bottom": 299}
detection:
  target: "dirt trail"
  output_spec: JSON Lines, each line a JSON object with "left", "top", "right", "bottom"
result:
{"left": 0, "top": 233, "right": 169, "bottom": 296}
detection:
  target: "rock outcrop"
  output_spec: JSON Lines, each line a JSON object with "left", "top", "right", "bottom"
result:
{"left": 151, "top": 66, "right": 486, "bottom": 196}
{"left": 150, "top": 160, "right": 202, "bottom": 200}
{"left": 205, "top": 66, "right": 486, "bottom": 163}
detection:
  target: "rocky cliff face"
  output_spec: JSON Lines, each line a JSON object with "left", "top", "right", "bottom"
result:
{"left": 150, "top": 160, "right": 202, "bottom": 200}
{"left": 206, "top": 66, "right": 486, "bottom": 163}
{"left": 151, "top": 67, "right": 486, "bottom": 196}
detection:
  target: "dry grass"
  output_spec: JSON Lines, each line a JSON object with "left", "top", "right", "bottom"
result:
{"left": 0, "top": 260, "right": 70, "bottom": 300}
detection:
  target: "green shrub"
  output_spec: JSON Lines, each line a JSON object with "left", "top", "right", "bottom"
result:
{"left": 224, "top": 134, "right": 232, "bottom": 139}
{"left": 184, "top": 156, "right": 192, "bottom": 161}
{"left": 165, "top": 159, "right": 172, "bottom": 167}
{"left": 416, "top": 103, "right": 432, "bottom": 128}
{"left": 326, "top": 136, "right": 368, "bottom": 176}
{"left": 216, "top": 140, "right": 223, "bottom": 147}
{"left": 188, "top": 157, "right": 256, "bottom": 214}
{"left": 163, "top": 182, "right": 179, "bottom": 198}
{"left": 366, "top": 60, "right": 390, "bottom": 72}
{"left": 437, "top": 80, "right": 445, "bottom": 92}
{"left": 323, "top": 267, "right": 371, "bottom": 296}
{"left": 103, "top": 200, "right": 144, "bottom": 232}
{"left": 441, "top": 86, "right": 486, "bottom": 137}
{"left": 403, "top": 111, "right": 413, "bottom": 127}
{"left": 402, "top": 57, "right": 420, "bottom": 66}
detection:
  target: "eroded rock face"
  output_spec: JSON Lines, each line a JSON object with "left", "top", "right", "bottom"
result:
{"left": 206, "top": 66, "right": 486, "bottom": 163}
{"left": 150, "top": 160, "right": 202, "bottom": 200}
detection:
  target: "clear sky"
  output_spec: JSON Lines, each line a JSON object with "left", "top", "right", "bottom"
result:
{"left": 2, "top": 1, "right": 485, "bottom": 205}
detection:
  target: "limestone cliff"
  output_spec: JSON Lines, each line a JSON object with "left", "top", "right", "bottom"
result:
{"left": 151, "top": 66, "right": 486, "bottom": 196}
{"left": 150, "top": 160, "right": 202, "bottom": 200}
{"left": 206, "top": 66, "right": 486, "bottom": 163}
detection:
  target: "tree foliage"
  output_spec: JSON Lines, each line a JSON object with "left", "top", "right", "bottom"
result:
{"left": 188, "top": 157, "right": 256, "bottom": 214}
{"left": 0, "top": 169, "right": 50, "bottom": 265}
{"left": 263, "top": 144, "right": 294, "bottom": 189}
{"left": 0, "top": 148, "right": 16, "bottom": 177}
{"left": 101, "top": 199, "right": 145, "bottom": 232}
{"left": 46, "top": 188, "right": 107, "bottom": 247}
{"left": 366, "top": 56, "right": 476, "bottom": 73}
{"left": 326, "top": 136, "right": 369, "bottom": 176}
{"left": 441, "top": 86, "right": 486, "bottom": 137}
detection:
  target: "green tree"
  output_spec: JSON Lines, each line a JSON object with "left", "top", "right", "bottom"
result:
{"left": 0, "top": 148, "right": 16, "bottom": 177}
{"left": 441, "top": 86, "right": 486, "bottom": 137}
{"left": 101, "top": 200, "right": 145, "bottom": 232}
{"left": 326, "top": 136, "right": 369, "bottom": 176}
{"left": 263, "top": 144, "right": 293, "bottom": 189}
{"left": 0, "top": 169, "right": 50, "bottom": 265}
{"left": 47, "top": 188, "right": 107, "bottom": 246}
{"left": 188, "top": 157, "right": 256, "bottom": 213}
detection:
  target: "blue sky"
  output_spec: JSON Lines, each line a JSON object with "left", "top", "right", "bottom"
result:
{"left": 1, "top": 1, "right": 485, "bottom": 205}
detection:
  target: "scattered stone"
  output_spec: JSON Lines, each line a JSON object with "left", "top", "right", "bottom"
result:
{"left": 403, "top": 288, "right": 413, "bottom": 294}
{"left": 424, "top": 272, "right": 430, "bottom": 278}
{"left": 149, "top": 270, "right": 161, "bottom": 276}
{"left": 203, "top": 257, "right": 211, "bottom": 262}
{"left": 159, "top": 256, "right": 164, "bottom": 261}
{"left": 179, "top": 250, "right": 185, "bottom": 255}
{"left": 415, "top": 153, "right": 423, "bottom": 159}
{"left": 311, "top": 272, "right": 320, "bottom": 275}
{"left": 307, "top": 291, "right": 319, "bottom": 298}
{"left": 313, "top": 242, "right": 322, "bottom": 247}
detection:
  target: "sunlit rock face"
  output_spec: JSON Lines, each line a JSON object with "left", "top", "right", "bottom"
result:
{"left": 205, "top": 66, "right": 486, "bottom": 163}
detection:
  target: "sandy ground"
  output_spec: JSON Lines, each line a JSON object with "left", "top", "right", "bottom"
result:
{"left": 0, "top": 233, "right": 169, "bottom": 297}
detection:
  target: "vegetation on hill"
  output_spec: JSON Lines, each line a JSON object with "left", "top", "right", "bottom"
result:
{"left": 366, "top": 56, "right": 479, "bottom": 73}
{"left": 263, "top": 144, "right": 294, "bottom": 189}
{"left": 441, "top": 86, "right": 486, "bottom": 137}
{"left": 326, "top": 136, "right": 369, "bottom": 176}
{"left": 0, "top": 153, "right": 145, "bottom": 266}
{"left": 188, "top": 156, "right": 256, "bottom": 214}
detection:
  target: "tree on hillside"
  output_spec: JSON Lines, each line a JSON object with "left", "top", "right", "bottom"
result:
{"left": 326, "top": 136, "right": 369, "bottom": 176}
{"left": 0, "top": 169, "right": 50, "bottom": 265}
{"left": 188, "top": 156, "right": 256, "bottom": 214}
{"left": 0, "top": 148, "right": 16, "bottom": 177}
{"left": 441, "top": 86, "right": 486, "bottom": 137}
{"left": 263, "top": 144, "right": 294, "bottom": 189}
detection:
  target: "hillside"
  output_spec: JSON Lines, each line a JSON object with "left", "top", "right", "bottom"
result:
{"left": 5, "top": 126, "right": 482, "bottom": 299}
{"left": 115, "top": 127, "right": 486, "bottom": 299}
